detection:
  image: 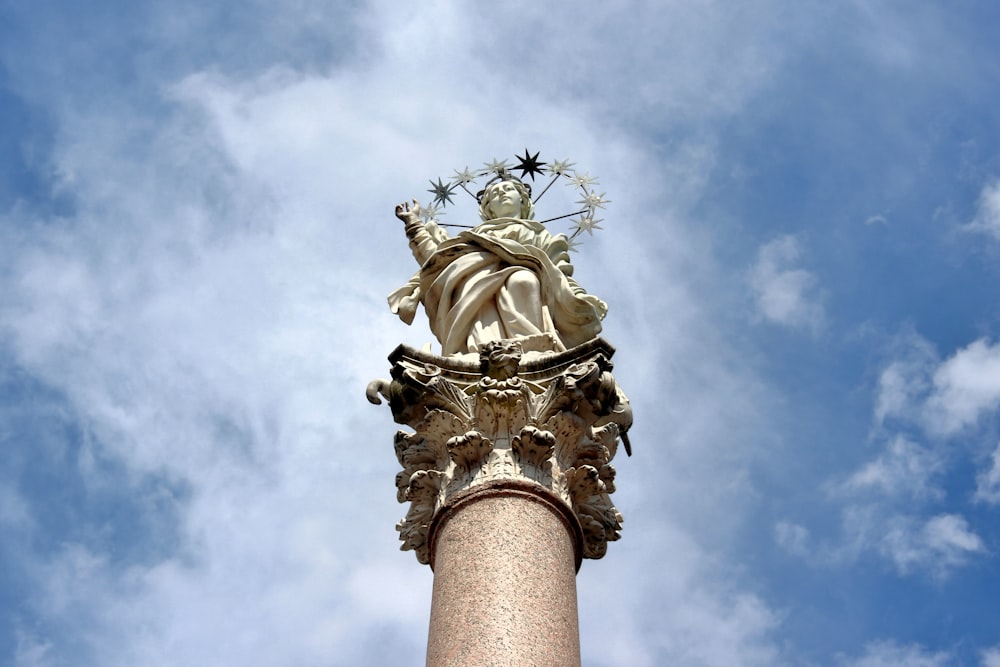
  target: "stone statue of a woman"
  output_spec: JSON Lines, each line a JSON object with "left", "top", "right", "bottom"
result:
{"left": 389, "top": 175, "right": 607, "bottom": 356}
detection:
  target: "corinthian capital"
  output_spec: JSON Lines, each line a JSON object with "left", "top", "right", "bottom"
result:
{"left": 368, "top": 338, "right": 632, "bottom": 566}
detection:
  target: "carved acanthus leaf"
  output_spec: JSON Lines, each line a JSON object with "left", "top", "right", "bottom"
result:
{"left": 599, "top": 463, "right": 617, "bottom": 495}
{"left": 394, "top": 431, "right": 437, "bottom": 470}
{"left": 398, "top": 468, "right": 447, "bottom": 563}
{"left": 531, "top": 374, "right": 578, "bottom": 424}
{"left": 545, "top": 411, "right": 587, "bottom": 469}
{"left": 566, "top": 464, "right": 604, "bottom": 501}
{"left": 512, "top": 426, "right": 555, "bottom": 485}
{"left": 474, "top": 387, "right": 528, "bottom": 443}
{"left": 426, "top": 375, "right": 475, "bottom": 423}
{"left": 447, "top": 431, "right": 493, "bottom": 471}
{"left": 512, "top": 426, "right": 555, "bottom": 467}
{"left": 589, "top": 422, "right": 620, "bottom": 461}
{"left": 565, "top": 464, "right": 623, "bottom": 558}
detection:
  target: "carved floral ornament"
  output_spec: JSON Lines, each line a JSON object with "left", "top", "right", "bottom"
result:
{"left": 368, "top": 338, "right": 632, "bottom": 566}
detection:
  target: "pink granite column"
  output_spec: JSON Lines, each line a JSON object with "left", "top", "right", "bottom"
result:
{"left": 425, "top": 482, "right": 583, "bottom": 667}
{"left": 375, "top": 340, "right": 631, "bottom": 665}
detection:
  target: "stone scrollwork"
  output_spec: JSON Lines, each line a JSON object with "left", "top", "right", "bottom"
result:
{"left": 369, "top": 337, "right": 632, "bottom": 564}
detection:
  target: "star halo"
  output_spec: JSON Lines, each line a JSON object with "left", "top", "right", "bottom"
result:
{"left": 416, "top": 150, "right": 611, "bottom": 245}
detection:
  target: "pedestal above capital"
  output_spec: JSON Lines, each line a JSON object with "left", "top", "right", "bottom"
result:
{"left": 368, "top": 338, "right": 633, "bottom": 566}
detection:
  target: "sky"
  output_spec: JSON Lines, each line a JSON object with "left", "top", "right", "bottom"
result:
{"left": 1, "top": 1, "right": 1000, "bottom": 665}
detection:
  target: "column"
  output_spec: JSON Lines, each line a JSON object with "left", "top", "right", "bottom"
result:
{"left": 426, "top": 483, "right": 581, "bottom": 666}
{"left": 368, "top": 337, "right": 632, "bottom": 666}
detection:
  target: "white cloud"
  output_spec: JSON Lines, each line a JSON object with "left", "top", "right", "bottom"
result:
{"left": 579, "top": 524, "right": 784, "bottom": 667}
{"left": 981, "top": 647, "right": 1000, "bottom": 667}
{"left": 966, "top": 177, "right": 1000, "bottom": 241}
{"left": 923, "top": 513, "right": 986, "bottom": 558}
{"left": 840, "top": 436, "right": 944, "bottom": 501}
{"left": 0, "top": 2, "right": 796, "bottom": 664}
{"left": 799, "top": 330, "right": 994, "bottom": 578}
{"left": 872, "top": 332, "right": 1000, "bottom": 439}
{"left": 974, "top": 443, "right": 1000, "bottom": 504}
{"left": 774, "top": 520, "right": 810, "bottom": 557}
{"left": 873, "top": 332, "right": 937, "bottom": 427}
{"left": 925, "top": 339, "right": 1000, "bottom": 436}
{"left": 13, "top": 631, "right": 54, "bottom": 667}
{"left": 841, "top": 640, "right": 953, "bottom": 667}
{"left": 878, "top": 514, "right": 986, "bottom": 577}
{"left": 748, "top": 235, "right": 824, "bottom": 332}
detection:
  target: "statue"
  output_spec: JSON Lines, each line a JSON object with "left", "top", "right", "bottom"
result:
{"left": 369, "top": 152, "right": 633, "bottom": 572}
{"left": 388, "top": 169, "right": 608, "bottom": 356}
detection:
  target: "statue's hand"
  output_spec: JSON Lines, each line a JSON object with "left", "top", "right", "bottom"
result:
{"left": 395, "top": 199, "right": 422, "bottom": 224}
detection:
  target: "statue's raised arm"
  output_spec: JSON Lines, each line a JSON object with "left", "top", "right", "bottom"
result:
{"left": 394, "top": 198, "right": 450, "bottom": 267}
{"left": 387, "top": 158, "right": 609, "bottom": 357}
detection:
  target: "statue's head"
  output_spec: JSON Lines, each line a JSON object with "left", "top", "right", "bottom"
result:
{"left": 478, "top": 177, "right": 534, "bottom": 221}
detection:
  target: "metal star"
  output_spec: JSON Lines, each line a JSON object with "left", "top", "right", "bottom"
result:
{"left": 571, "top": 215, "right": 604, "bottom": 236}
{"left": 514, "top": 149, "right": 546, "bottom": 181}
{"left": 547, "top": 158, "right": 575, "bottom": 176}
{"left": 451, "top": 166, "right": 478, "bottom": 186}
{"left": 482, "top": 158, "right": 510, "bottom": 175}
{"left": 577, "top": 192, "right": 610, "bottom": 210}
{"left": 420, "top": 202, "right": 445, "bottom": 223}
{"left": 566, "top": 236, "right": 583, "bottom": 253}
{"left": 568, "top": 171, "right": 599, "bottom": 189}
{"left": 428, "top": 177, "right": 457, "bottom": 206}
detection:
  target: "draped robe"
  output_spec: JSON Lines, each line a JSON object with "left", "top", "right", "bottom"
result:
{"left": 389, "top": 217, "right": 607, "bottom": 356}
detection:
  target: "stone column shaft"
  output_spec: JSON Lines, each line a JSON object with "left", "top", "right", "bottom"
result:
{"left": 427, "top": 485, "right": 581, "bottom": 667}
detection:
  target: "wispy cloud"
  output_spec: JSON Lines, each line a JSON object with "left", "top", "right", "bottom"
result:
{"left": 873, "top": 334, "right": 1000, "bottom": 439}
{"left": 748, "top": 235, "right": 825, "bottom": 333}
{"left": 974, "top": 443, "right": 1000, "bottom": 505}
{"left": 873, "top": 332, "right": 937, "bottom": 427}
{"left": 774, "top": 520, "right": 810, "bottom": 557}
{"left": 925, "top": 339, "right": 1000, "bottom": 436}
{"left": 840, "top": 436, "right": 944, "bottom": 501}
{"left": 780, "top": 329, "right": 995, "bottom": 578}
{"left": 840, "top": 640, "right": 954, "bottom": 667}
{"left": 878, "top": 513, "right": 986, "bottom": 577}
{"left": 965, "top": 177, "right": 1000, "bottom": 241}
{"left": 981, "top": 646, "right": 1000, "bottom": 667}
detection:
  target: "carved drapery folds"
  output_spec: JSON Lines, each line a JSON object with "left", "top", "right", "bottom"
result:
{"left": 368, "top": 338, "right": 632, "bottom": 565}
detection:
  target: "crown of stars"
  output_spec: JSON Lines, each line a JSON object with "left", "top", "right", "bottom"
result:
{"left": 416, "top": 150, "right": 611, "bottom": 244}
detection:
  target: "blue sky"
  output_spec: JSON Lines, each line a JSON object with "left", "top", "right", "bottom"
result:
{"left": 2, "top": 1, "right": 1000, "bottom": 665}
